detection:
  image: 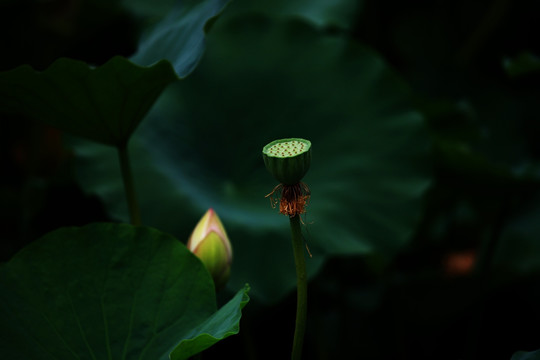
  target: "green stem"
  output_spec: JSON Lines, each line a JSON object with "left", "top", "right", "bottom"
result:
{"left": 289, "top": 214, "right": 307, "bottom": 360}
{"left": 117, "top": 142, "right": 141, "bottom": 226}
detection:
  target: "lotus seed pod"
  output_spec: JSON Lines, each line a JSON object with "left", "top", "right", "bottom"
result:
{"left": 187, "top": 209, "right": 232, "bottom": 289}
{"left": 262, "top": 138, "right": 311, "bottom": 185}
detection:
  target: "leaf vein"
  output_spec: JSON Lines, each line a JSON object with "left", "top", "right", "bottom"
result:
{"left": 67, "top": 290, "right": 98, "bottom": 360}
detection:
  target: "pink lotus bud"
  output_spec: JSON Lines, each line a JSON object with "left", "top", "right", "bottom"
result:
{"left": 187, "top": 209, "right": 232, "bottom": 289}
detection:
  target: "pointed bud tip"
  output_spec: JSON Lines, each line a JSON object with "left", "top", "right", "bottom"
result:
{"left": 188, "top": 208, "right": 233, "bottom": 289}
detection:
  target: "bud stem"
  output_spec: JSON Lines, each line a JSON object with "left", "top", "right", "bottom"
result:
{"left": 289, "top": 214, "right": 307, "bottom": 360}
{"left": 118, "top": 142, "right": 141, "bottom": 226}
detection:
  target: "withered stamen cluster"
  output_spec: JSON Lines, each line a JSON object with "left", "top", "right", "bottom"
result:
{"left": 265, "top": 182, "right": 310, "bottom": 218}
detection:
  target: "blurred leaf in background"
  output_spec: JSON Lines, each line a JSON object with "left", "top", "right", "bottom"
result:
{"left": 129, "top": 0, "right": 230, "bottom": 77}
{"left": 71, "top": 14, "right": 432, "bottom": 303}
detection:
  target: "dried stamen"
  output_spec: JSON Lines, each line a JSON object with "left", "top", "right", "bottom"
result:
{"left": 265, "top": 182, "right": 310, "bottom": 218}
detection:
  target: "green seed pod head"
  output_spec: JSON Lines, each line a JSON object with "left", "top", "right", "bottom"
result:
{"left": 262, "top": 138, "right": 311, "bottom": 185}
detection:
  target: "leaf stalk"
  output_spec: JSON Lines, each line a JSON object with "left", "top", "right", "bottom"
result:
{"left": 118, "top": 142, "right": 141, "bottom": 226}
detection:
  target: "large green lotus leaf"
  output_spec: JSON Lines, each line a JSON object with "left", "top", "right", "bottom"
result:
{"left": 72, "top": 16, "right": 431, "bottom": 303}
{"left": 0, "top": 223, "right": 249, "bottom": 360}
{"left": 130, "top": 0, "right": 230, "bottom": 77}
{"left": 224, "top": 0, "right": 360, "bottom": 29}
{"left": 0, "top": 57, "right": 177, "bottom": 146}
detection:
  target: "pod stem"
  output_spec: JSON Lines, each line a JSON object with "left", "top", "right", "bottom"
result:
{"left": 289, "top": 214, "right": 307, "bottom": 360}
{"left": 117, "top": 142, "right": 141, "bottom": 226}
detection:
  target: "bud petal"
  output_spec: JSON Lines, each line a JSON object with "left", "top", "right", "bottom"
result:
{"left": 187, "top": 209, "right": 232, "bottom": 289}
{"left": 262, "top": 138, "right": 311, "bottom": 185}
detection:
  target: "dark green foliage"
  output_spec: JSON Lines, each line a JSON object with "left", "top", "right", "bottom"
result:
{"left": 1, "top": 0, "right": 540, "bottom": 358}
